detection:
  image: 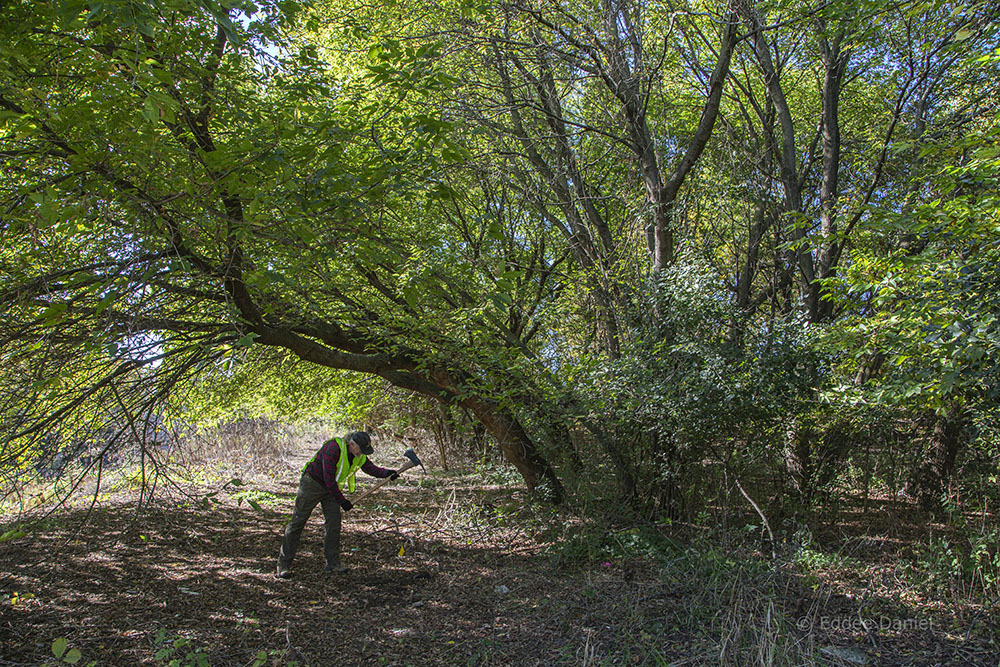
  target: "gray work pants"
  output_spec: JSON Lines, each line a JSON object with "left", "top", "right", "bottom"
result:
{"left": 278, "top": 473, "right": 342, "bottom": 569}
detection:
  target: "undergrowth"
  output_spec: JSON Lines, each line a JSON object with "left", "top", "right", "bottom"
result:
{"left": 4, "top": 422, "right": 998, "bottom": 665}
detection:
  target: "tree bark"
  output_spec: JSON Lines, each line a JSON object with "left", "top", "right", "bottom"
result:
{"left": 739, "top": 4, "right": 816, "bottom": 314}
{"left": 364, "top": 368, "right": 564, "bottom": 502}
{"left": 815, "top": 29, "right": 849, "bottom": 321}
{"left": 460, "top": 396, "right": 565, "bottom": 502}
{"left": 907, "top": 411, "right": 965, "bottom": 512}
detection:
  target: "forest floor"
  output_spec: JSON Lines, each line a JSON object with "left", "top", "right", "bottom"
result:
{"left": 1, "top": 443, "right": 998, "bottom": 666}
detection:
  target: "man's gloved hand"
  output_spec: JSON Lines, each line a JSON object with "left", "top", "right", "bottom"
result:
{"left": 388, "top": 470, "right": 399, "bottom": 480}
{"left": 340, "top": 499, "right": 353, "bottom": 512}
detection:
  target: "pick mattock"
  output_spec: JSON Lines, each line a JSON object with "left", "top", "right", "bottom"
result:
{"left": 351, "top": 448, "right": 425, "bottom": 505}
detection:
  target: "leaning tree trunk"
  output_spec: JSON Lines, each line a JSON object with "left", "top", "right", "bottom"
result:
{"left": 376, "top": 368, "right": 566, "bottom": 502}
{"left": 461, "top": 396, "right": 565, "bottom": 503}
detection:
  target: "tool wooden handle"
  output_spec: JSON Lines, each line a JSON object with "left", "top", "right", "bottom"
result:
{"left": 351, "top": 458, "right": 417, "bottom": 503}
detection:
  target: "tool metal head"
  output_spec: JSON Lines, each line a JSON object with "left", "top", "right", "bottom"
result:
{"left": 402, "top": 447, "right": 425, "bottom": 473}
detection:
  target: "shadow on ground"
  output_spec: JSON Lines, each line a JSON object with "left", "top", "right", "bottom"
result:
{"left": 1, "top": 474, "right": 997, "bottom": 666}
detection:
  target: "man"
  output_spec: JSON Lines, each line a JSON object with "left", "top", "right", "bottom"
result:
{"left": 276, "top": 431, "right": 398, "bottom": 578}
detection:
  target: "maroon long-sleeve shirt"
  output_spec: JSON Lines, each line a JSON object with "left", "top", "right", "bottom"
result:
{"left": 304, "top": 438, "right": 393, "bottom": 505}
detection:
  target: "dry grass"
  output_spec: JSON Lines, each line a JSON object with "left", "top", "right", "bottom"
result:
{"left": 170, "top": 419, "right": 330, "bottom": 479}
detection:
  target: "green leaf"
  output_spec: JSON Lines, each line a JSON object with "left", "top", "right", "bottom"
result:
{"left": 41, "top": 303, "right": 69, "bottom": 324}
{"left": 142, "top": 95, "right": 160, "bottom": 124}
{"left": 402, "top": 285, "right": 420, "bottom": 309}
{"left": 0, "top": 529, "right": 27, "bottom": 542}
{"left": 52, "top": 638, "right": 68, "bottom": 659}
{"left": 63, "top": 648, "right": 82, "bottom": 664}
{"left": 235, "top": 333, "right": 259, "bottom": 348}
{"left": 210, "top": 7, "right": 242, "bottom": 45}
{"left": 58, "top": 0, "right": 89, "bottom": 27}
{"left": 94, "top": 291, "right": 118, "bottom": 314}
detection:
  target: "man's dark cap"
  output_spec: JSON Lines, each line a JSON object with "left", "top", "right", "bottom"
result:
{"left": 349, "top": 431, "right": 373, "bottom": 455}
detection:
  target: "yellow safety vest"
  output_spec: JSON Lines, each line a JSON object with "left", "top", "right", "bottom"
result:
{"left": 333, "top": 437, "right": 366, "bottom": 493}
